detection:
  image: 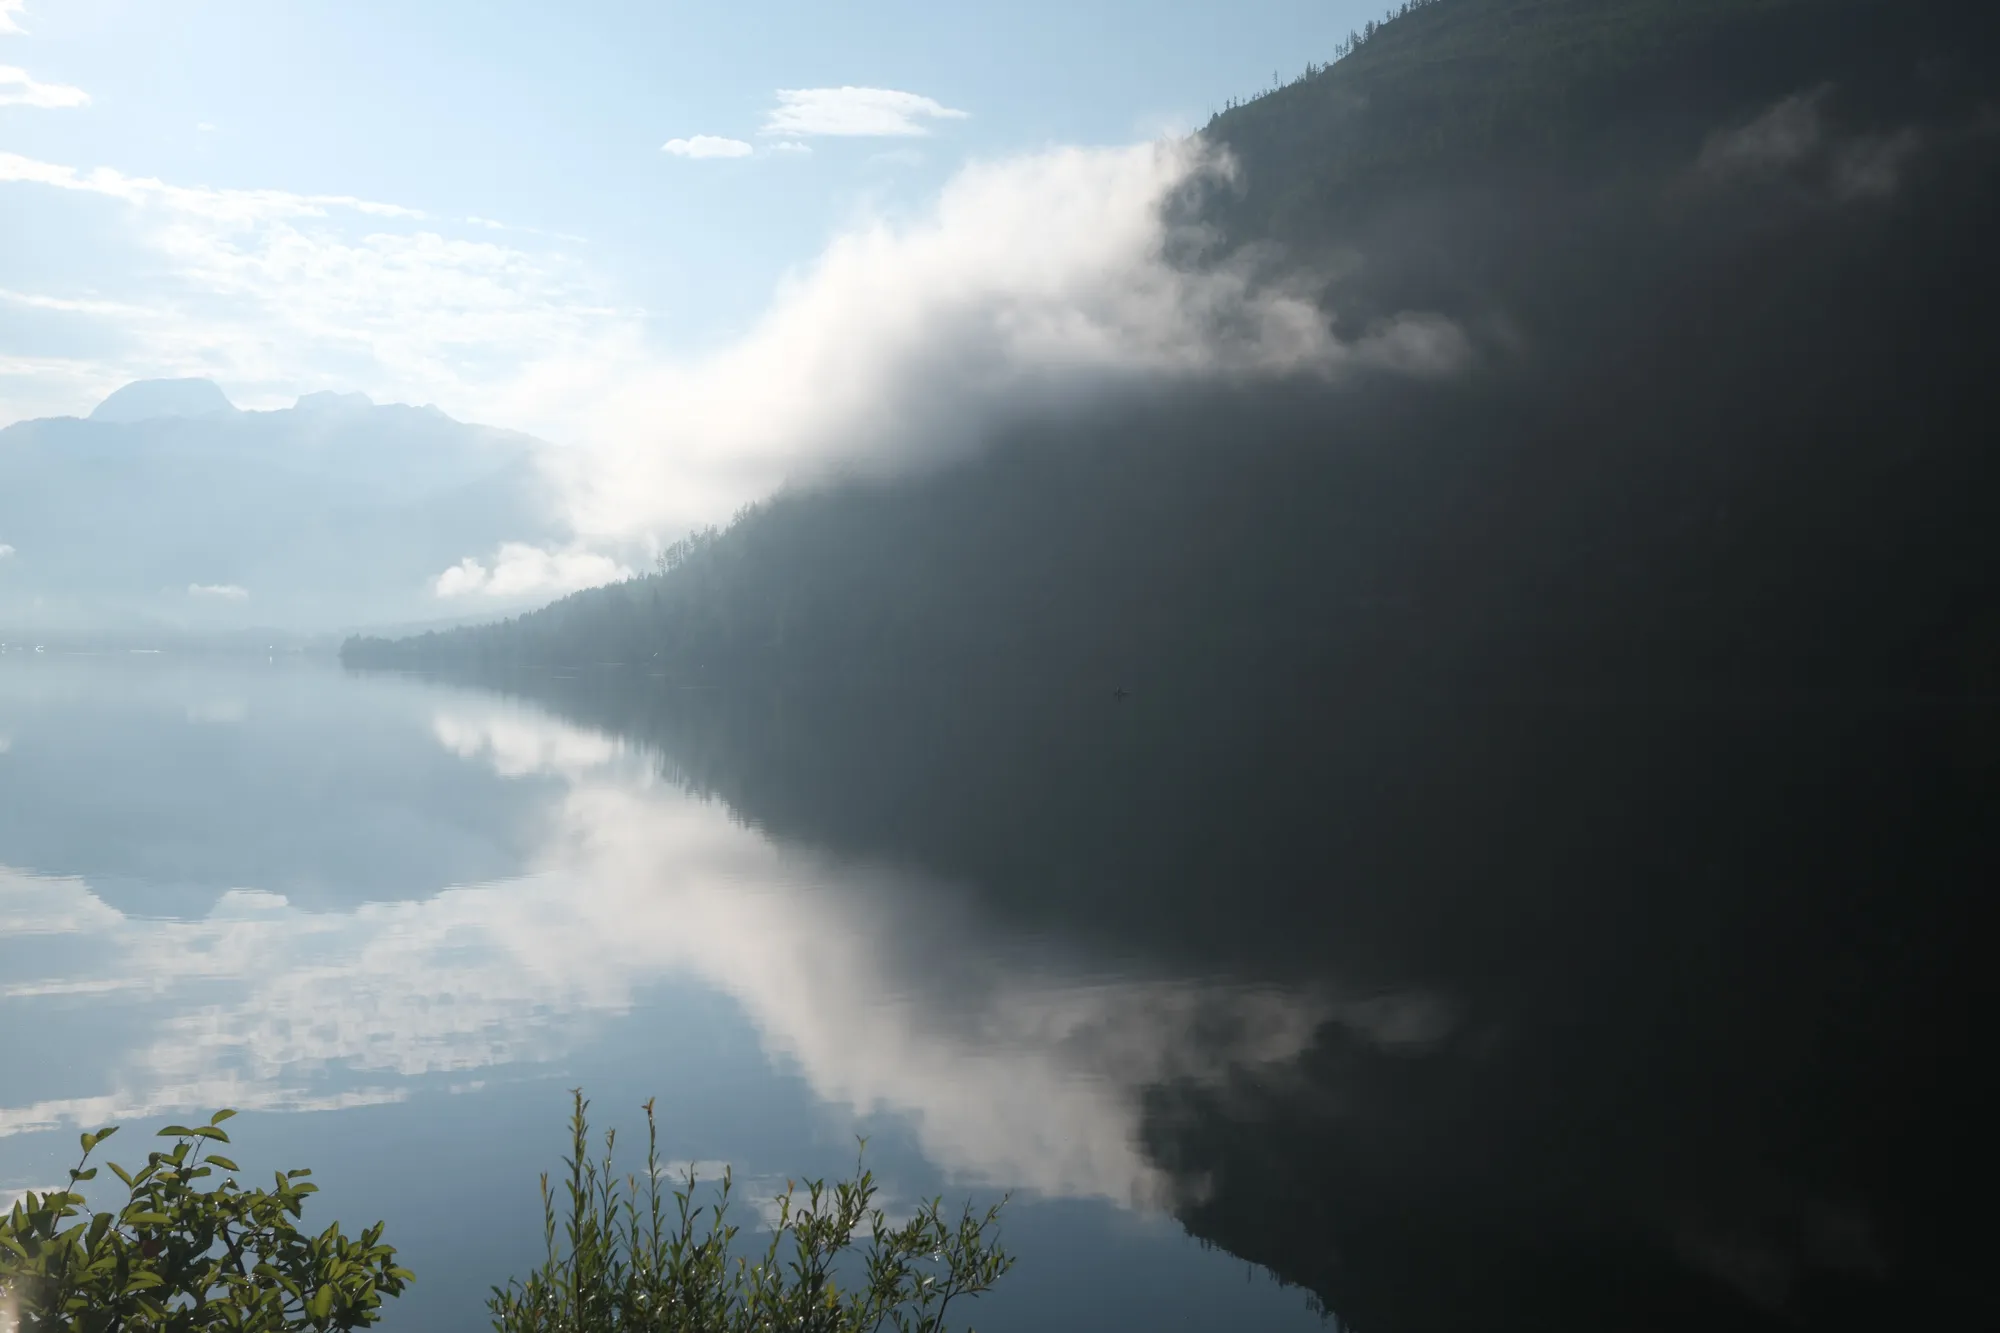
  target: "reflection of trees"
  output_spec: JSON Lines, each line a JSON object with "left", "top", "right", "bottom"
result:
{"left": 2, "top": 699, "right": 1343, "bottom": 1217}
{"left": 450, "top": 671, "right": 1995, "bottom": 1331}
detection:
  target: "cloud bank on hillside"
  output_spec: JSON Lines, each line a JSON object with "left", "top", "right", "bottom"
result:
{"left": 434, "top": 544, "right": 632, "bottom": 600}
{"left": 2, "top": 132, "right": 1463, "bottom": 604}
{"left": 516, "top": 138, "right": 1462, "bottom": 562}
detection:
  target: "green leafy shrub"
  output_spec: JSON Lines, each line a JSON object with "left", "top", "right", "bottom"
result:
{"left": 0, "top": 1110, "right": 411, "bottom": 1331}
{"left": 488, "top": 1092, "right": 1014, "bottom": 1333}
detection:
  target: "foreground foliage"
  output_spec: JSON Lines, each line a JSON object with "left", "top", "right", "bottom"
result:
{"left": 488, "top": 1092, "right": 1013, "bottom": 1333}
{"left": 0, "top": 1111, "right": 410, "bottom": 1331}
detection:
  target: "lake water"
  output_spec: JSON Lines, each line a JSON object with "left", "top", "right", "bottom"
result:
{"left": 0, "top": 654, "right": 1331, "bottom": 1331}
{"left": 1, "top": 653, "right": 1988, "bottom": 1329}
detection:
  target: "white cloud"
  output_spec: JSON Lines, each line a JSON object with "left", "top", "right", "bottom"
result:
{"left": 0, "top": 1085, "right": 409, "bottom": 1140}
{"left": 0, "top": 871, "right": 119, "bottom": 937}
{"left": 432, "top": 706, "right": 623, "bottom": 779}
{"left": 1, "top": 1186, "right": 65, "bottom": 1214}
{"left": 1701, "top": 91, "right": 1827, "bottom": 176}
{"left": 1832, "top": 130, "right": 1921, "bottom": 200}
{"left": 1698, "top": 89, "right": 1922, "bottom": 201}
{"left": 460, "top": 214, "right": 589, "bottom": 242}
{"left": 433, "top": 542, "right": 632, "bottom": 599}
{"left": 542, "top": 138, "right": 1464, "bottom": 543}
{"left": 187, "top": 583, "right": 248, "bottom": 600}
{"left": 0, "top": 151, "right": 425, "bottom": 221}
{"left": 768, "top": 140, "right": 811, "bottom": 155}
{"left": 0, "top": 64, "right": 89, "bottom": 109}
{"left": 0, "top": 1, "right": 28, "bottom": 36}
{"left": 867, "top": 147, "right": 925, "bottom": 170}
{"left": 196, "top": 121, "right": 216, "bottom": 133}
{"left": 0, "top": 287, "right": 152, "bottom": 318}
{"left": 661, "top": 135, "right": 754, "bottom": 160}
{"left": 0, "top": 543, "right": 13, "bottom": 559}
{"left": 0, "top": 148, "right": 634, "bottom": 427}
{"left": 0, "top": 353, "right": 130, "bottom": 424}
{"left": 762, "top": 87, "right": 968, "bottom": 138}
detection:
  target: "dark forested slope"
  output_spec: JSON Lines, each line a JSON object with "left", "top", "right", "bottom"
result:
{"left": 346, "top": 0, "right": 2000, "bottom": 702}
{"left": 343, "top": 2, "right": 2000, "bottom": 1328}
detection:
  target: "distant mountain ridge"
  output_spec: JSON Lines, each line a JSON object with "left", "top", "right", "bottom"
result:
{"left": 88, "top": 378, "right": 241, "bottom": 424}
{"left": 1, "top": 381, "right": 566, "bottom": 637}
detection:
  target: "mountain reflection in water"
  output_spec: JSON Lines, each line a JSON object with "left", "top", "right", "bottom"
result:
{"left": 467, "top": 665, "right": 1994, "bottom": 1333}
{"left": 1, "top": 656, "right": 1989, "bottom": 1331}
{"left": 0, "top": 657, "right": 1340, "bottom": 1331}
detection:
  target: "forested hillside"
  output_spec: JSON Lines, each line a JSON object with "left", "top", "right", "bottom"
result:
{"left": 345, "top": 0, "right": 2000, "bottom": 702}
{"left": 339, "top": 2, "right": 2000, "bottom": 1326}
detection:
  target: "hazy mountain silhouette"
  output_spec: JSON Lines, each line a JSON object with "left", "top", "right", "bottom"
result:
{"left": 1, "top": 382, "right": 563, "bottom": 639}
{"left": 88, "top": 377, "right": 240, "bottom": 424}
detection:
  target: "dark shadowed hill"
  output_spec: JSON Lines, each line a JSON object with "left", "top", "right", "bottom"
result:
{"left": 346, "top": 0, "right": 2000, "bottom": 701}
{"left": 343, "top": 1, "right": 2000, "bottom": 1328}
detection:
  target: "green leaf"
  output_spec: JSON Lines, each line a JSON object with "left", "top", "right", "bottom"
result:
{"left": 206, "top": 1155, "right": 241, "bottom": 1173}
{"left": 209, "top": 1109, "right": 239, "bottom": 1126}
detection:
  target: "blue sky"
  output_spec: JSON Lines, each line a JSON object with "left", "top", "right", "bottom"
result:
{"left": 1, "top": 0, "right": 1389, "bottom": 429}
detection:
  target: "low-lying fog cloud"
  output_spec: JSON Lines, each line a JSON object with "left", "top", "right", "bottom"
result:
{"left": 3, "top": 135, "right": 1463, "bottom": 603}
{"left": 532, "top": 138, "right": 1463, "bottom": 565}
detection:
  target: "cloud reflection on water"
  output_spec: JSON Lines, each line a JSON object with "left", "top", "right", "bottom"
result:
{"left": 0, "top": 695, "right": 1423, "bottom": 1210}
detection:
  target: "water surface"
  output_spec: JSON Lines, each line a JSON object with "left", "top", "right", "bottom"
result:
{"left": 3, "top": 652, "right": 1989, "bottom": 1330}
{"left": 0, "top": 654, "right": 1332, "bottom": 1331}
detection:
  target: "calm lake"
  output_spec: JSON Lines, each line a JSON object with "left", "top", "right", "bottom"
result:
{"left": 2, "top": 652, "right": 1987, "bottom": 1329}
{"left": 0, "top": 654, "right": 1329, "bottom": 1331}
